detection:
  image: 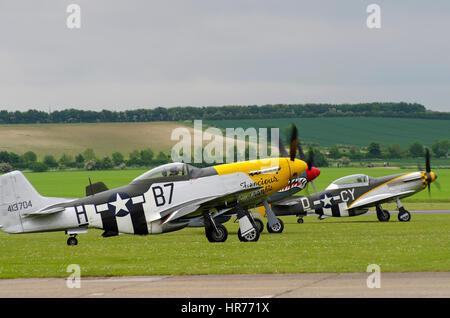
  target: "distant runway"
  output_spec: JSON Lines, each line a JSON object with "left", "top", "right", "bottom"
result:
{"left": 0, "top": 272, "right": 449, "bottom": 298}
{"left": 362, "top": 210, "right": 450, "bottom": 216}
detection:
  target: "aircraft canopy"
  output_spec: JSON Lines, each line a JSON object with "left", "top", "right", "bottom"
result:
{"left": 326, "top": 174, "right": 369, "bottom": 190}
{"left": 132, "top": 162, "right": 195, "bottom": 182}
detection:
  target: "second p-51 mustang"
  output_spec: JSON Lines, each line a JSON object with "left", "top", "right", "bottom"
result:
{"left": 270, "top": 149, "right": 438, "bottom": 224}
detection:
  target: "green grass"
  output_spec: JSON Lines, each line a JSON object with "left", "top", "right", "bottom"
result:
{"left": 0, "top": 214, "right": 448, "bottom": 278}
{"left": 204, "top": 117, "right": 450, "bottom": 148}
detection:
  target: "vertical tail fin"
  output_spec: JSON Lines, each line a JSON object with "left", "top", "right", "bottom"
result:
{"left": 0, "top": 171, "right": 47, "bottom": 233}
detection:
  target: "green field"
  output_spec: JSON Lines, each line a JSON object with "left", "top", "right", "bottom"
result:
{"left": 205, "top": 117, "right": 450, "bottom": 148}
{"left": 0, "top": 215, "right": 448, "bottom": 278}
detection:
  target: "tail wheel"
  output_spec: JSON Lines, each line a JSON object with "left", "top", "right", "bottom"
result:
{"left": 267, "top": 218, "right": 284, "bottom": 233}
{"left": 67, "top": 236, "right": 78, "bottom": 246}
{"left": 206, "top": 224, "right": 228, "bottom": 243}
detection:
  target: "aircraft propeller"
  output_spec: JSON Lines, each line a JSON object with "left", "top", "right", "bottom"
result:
{"left": 422, "top": 147, "right": 439, "bottom": 197}
{"left": 278, "top": 124, "right": 320, "bottom": 192}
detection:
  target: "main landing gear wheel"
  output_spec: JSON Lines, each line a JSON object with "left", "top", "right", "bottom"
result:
{"left": 398, "top": 208, "right": 411, "bottom": 222}
{"left": 238, "top": 228, "right": 260, "bottom": 242}
{"left": 376, "top": 206, "right": 390, "bottom": 222}
{"left": 206, "top": 224, "right": 228, "bottom": 243}
{"left": 253, "top": 218, "right": 264, "bottom": 233}
{"left": 67, "top": 235, "right": 78, "bottom": 246}
{"left": 297, "top": 217, "right": 304, "bottom": 224}
{"left": 267, "top": 218, "right": 284, "bottom": 234}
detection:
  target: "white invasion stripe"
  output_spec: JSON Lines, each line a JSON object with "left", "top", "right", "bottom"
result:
{"left": 85, "top": 204, "right": 102, "bottom": 228}
{"left": 323, "top": 207, "right": 333, "bottom": 216}
{"left": 116, "top": 211, "right": 134, "bottom": 234}
{"left": 339, "top": 202, "right": 349, "bottom": 217}
{"left": 132, "top": 195, "right": 144, "bottom": 204}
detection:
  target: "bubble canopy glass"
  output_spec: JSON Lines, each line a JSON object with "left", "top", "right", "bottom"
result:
{"left": 132, "top": 162, "right": 192, "bottom": 182}
{"left": 325, "top": 174, "right": 369, "bottom": 190}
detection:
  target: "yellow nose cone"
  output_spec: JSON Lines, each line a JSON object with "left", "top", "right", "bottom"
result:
{"left": 289, "top": 159, "right": 308, "bottom": 178}
{"left": 430, "top": 172, "right": 437, "bottom": 182}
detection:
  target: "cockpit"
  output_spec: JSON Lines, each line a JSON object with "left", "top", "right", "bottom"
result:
{"left": 131, "top": 162, "right": 216, "bottom": 183}
{"left": 132, "top": 163, "right": 192, "bottom": 183}
{"left": 325, "top": 174, "right": 369, "bottom": 190}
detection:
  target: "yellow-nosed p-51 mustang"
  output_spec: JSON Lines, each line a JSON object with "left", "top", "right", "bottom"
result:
{"left": 0, "top": 129, "right": 306, "bottom": 244}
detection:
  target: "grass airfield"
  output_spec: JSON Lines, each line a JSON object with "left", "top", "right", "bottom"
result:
{"left": 0, "top": 214, "right": 448, "bottom": 278}
{"left": 0, "top": 167, "right": 448, "bottom": 278}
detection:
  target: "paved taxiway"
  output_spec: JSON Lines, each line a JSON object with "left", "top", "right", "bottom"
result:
{"left": 0, "top": 272, "right": 449, "bottom": 298}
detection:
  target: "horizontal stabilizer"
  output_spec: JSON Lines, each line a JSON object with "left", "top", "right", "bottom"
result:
{"left": 22, "top": 205, "right": 66, "bottom": 217}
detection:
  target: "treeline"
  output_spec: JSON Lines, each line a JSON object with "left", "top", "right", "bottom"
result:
{"left": 0, "top": 148, "right": 171, "bottom": 173}
{"left": 326, "top": 138, "right": 450, "bottom": 166}
{"left": 1, "top": 103, "right": 449, "bottom": 124}
{"left": 0, "top": 138, "right": 448, "bottom": 173}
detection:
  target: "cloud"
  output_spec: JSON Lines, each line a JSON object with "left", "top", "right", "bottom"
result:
{"left": 0, "top": 1, "right": 449, "bottom": 111}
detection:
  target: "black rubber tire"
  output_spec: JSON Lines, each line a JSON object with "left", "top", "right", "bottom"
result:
{"left": 253, "top": 218, "right": 264, "bottom": 233}
{"left": 206, "top": 224, "right": 228, "bottom": 242}
{"left": 267, "top": 218, "right": 284, "bottom": 233}
{"left": 398, "top": 209, "right": 411, "bottom": 222}
{"left": 376, "top": 206, "right": 390, "bottom": 222}
{"left": 238, "top": 228, "right": 260, "bottom": 242}
{"left": 67, "top": 237, "right": 78, "bottom": 246}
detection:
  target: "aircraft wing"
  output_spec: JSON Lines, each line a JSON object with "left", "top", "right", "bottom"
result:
{"left": 160, "top": 187, "right": 263, "bottom": 225}
{"left": 349, "top": 190, "right": 416, "bottom": 209}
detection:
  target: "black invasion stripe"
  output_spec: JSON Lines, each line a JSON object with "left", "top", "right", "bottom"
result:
{"left": 130, "top": 205, "right": 149, "bottom": 235}
{"left": 315, "top": 207, "right": 324, "bottom": 215}
{"left": 100, "top": 210, "right": 118, "bottom": 236}
{"left": 331, "top": 204, "right": 341, "bottom": 217}
{"left": 349, "top": 209, "right": 356, "bottom": 217}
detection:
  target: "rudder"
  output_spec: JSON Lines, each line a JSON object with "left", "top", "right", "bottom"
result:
{"left": 0, "top": 171, "right": 47, "bottom": 233}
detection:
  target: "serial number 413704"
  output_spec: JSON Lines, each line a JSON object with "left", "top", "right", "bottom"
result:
{"left": 8, "top": 200, "right": 32, "bottom": 212}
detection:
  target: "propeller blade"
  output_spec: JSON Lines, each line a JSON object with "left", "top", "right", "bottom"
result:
{"left": 307, "top": 148, "right": 315, "bottom": 170}
{"left": 434, "top": 180, "right": 441, "bottom": 191}
{"left": 289, "top": 125, "right": 298, "bottom": 161}
{"left": 297, "top": 142, "right": 306, "bottom": 162}
{"left": 310, "top": 180, "right": 318, "bottom": 193}
{"left": 425, "top": 148, "right": 431, "bottom": 173}
{"left": 278, "top": 135, "right": 288, "bottom": 158}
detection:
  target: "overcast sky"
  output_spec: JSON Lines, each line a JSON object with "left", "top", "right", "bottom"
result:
{"left": 0, "top": 0, "right": 449, "bottom": 112}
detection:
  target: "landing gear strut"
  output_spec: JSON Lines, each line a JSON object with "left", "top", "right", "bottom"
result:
{"left": 204, "top": 212, "right": 228, "bottom": 243}
{"left": 396, "top": 199, "right": 411, "bottom": 222}
{"left": 376, "top": 205, "right": 390, "bottom": 222}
